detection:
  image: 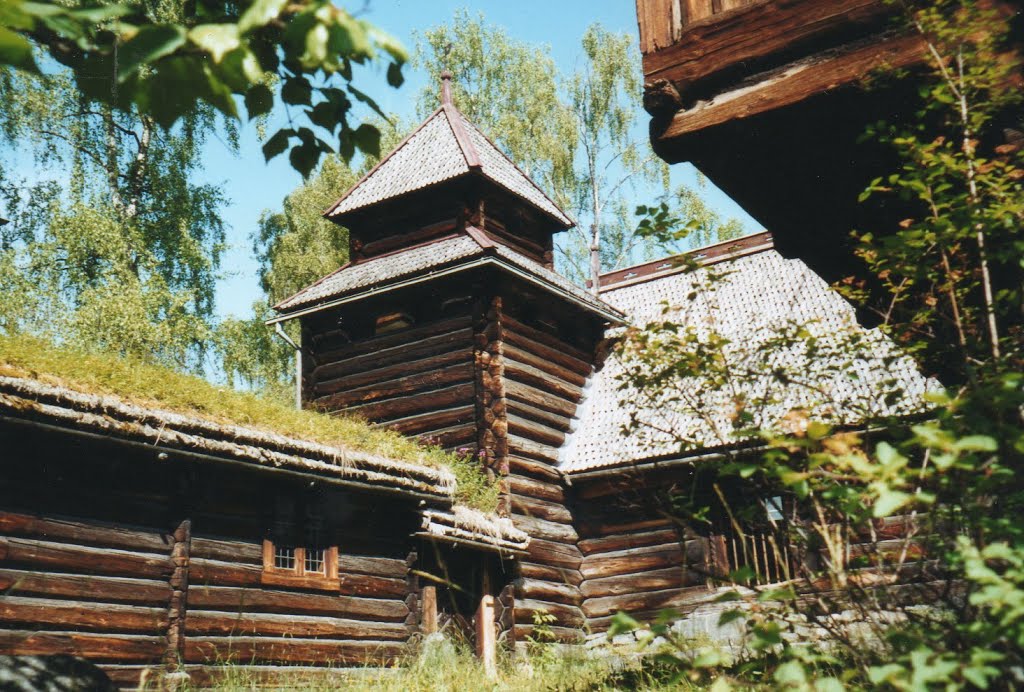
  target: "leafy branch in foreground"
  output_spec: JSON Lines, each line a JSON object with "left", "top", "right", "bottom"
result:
{"left": 1, "top": 0, "right": 407, "bottom": 176}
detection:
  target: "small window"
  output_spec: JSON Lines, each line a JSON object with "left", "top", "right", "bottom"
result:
{"left": 262, "top": 496, "right": 339, "bottom": 590}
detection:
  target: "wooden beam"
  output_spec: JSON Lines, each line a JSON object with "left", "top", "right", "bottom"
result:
{"left": 643, "top": 0, "right": 892, "bottom": 89}
{"left": 475, "top": 594, "right": 497, "bottom": 677}
{"left": 421, "top": 585, "right": 438, "bottom": 634}
{"left": 654, "top": 32, "right": 926, "bottom": 154}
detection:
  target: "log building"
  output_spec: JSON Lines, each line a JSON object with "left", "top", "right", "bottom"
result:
{"left": 0, "top": 70, "right": 937, "bottom": 684}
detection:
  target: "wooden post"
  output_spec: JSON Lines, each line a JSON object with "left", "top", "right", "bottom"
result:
{"left": 475, "top": 594, "right": 496, "bottom": 678}
{"left": 422, "top": 585, "right": 438, "bottom": 635}
{"left": 164, "top": 519, "right": 191, "bottom": 669}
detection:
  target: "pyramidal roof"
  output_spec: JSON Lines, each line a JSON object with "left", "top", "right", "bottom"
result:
{"left": 324, "top": 74, "right": 573, "bottom": 228}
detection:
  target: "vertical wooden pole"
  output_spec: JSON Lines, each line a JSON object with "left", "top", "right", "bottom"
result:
{"left": 476, "top": 594, "right": 496, "bottom": 678}
{"left": 422, "top": 585, "right": 438, "bottom": 635}
{"left": 165, "top": 519, "right": 191, "bottom": 669}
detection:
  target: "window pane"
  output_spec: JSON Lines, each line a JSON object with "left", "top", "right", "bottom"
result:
{"left": 305, "top": 547, "right": 326, "bottom": 574}
{"left": 274, "top": 546, "right": 296, "bottom": 570}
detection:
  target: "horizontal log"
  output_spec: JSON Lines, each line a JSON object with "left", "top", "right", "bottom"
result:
{"left": 338, "top": 381, "right": 476, "bottom": 423}
{"left": 515, "top": 598, "right": 585, "bottom": 628}
{"left": 313, "top": 315, "right": 473, "bottom": 361}
{"left": 582, "top": 585, "right": 715, "bottom": 619}
{"left": 507, "top": 455, "right": 561, "bottom": 484}
{"left": 313, "top": 327, "right": 473, "bottom": 382}
{"left": 518, "top": 561, "right": 583, "bottom": 588}
{"left": 379, "top": 405, "right": 476, "bottom": 437}
{"left": 316, "top": 349, "right": 474, "bottom": 397}
{"left": 643, "top": 0, "right": 890, "bottom": 86}
{"left": 502, "top": 345, "right": 587, "bottom": 388}
{"left": 511, "top": 624, "right": 582, "bottom": 644}
{"left": 515, "top": 578, "right": 582, "bottom": 606}
{"left": 317, "top": 364, "right": 475, "bottom": 412}
{"left": 341, "top": 555, "right": 410, "bottom": 579}
{"left": 186, "top": 585, "right": 408, "bottom": 622}
{"left": 338, "top": 572, "right": 407, "bottom": 599}
{"left": 510, "top": 494, "right": 573, "bottom": 525}
{"left": 505, "top": 398, "right": 573, "bottom": 434}
{"left": 576, "top": 517, "right": 673, "bottom": 537}
{"left": 0, "top": 596, "right": 167, "bottom": 634}
{"left": 578, "top": 528, "right": 682, "bottom": 557}
{"left": 184, "top": 637, "right": 404, "bottom": 666}
{"left": 507, "top": 435, "right": 561, "bottom": 464}
{"left": 504, "top": 360, "right": 582, "bottom": 402}
{"left": 512, "top": 514, "right": 579, "bottom": 545}
{"left": 507, "top": 415, "right": 565, "bottom": 450}
{"left": 581, "top": 546, "right": 685, "bottom": 580}
{"left": 509, "top": 474, "right": 565, "bottom": 504}
{"left": 655, "top": 32, "right": 926, "bottom": 144}
{"left": 185, "top": 610, "right": 409, "bottom": 640}
{"left": 501, "top": 326, "right": 593, "bottom": 375}
{"left": 500, "top": 315, "right": 591, "bottom": 363}
{"left": 428, "top": 424, "right": 477, "bottom": 450}
{"left": 504, "top": 380, "right": 578, "bottom": 420}
{"left": 0, "top": 630, "right": 164, "bottom": 663}
{"left": 581, "top": 566, "right": 697, "bottom": 599}
{"left": 526, "top": 538, "right": 582, "bottom": 571}
{"left": 0, "top": 511, "right": 172, "bottom": 554}
{"left": 0, "top": 569, "right": 169, "bottom": 606}
{"left": 0, "top": 537, "right": 173, "bottom": 580}
{"left": 189, "top": 536, "right": 262, "bottom": 565}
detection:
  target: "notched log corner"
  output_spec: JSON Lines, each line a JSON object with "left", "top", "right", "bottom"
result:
{"left": 642, "top": 79, "right": 683, "bottom": 119}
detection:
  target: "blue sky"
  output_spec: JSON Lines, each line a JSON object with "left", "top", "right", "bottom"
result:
{"left": 192, "top": 1, "right": 764, "bottom": 318}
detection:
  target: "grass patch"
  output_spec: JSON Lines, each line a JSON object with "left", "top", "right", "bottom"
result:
{"left": 0, "top": 333, "right": 499, "bottom": 511}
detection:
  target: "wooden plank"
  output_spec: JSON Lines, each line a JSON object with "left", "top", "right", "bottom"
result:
{"left": 334, "top": 380, "right": 476, "bottom": 421}
{"left": 505, "top": 380, "right": 577, "bottom": 419}
{"left": 581, "top": 566, "right": 696, "bottom": 598}
{"left": 518, "top": 561, "right": 583, "bottom": 588}
{"left": 655, "top": 32, "right": 926, "bottom": 143}
{"left": 185, "top": 610, "right": 409, "bottom": 640}
{"left": 582, "top": 585, "right": 713, "bottom": 619}
{"left": 313, "top": 315, "right": 472, "bottom": 361}
{"left": 0, "top": 630, "right": 165, "bottom": 662}
{"left": 315, "top": 349, "right": 474, "bottom": 396}
{"left": 184, "top": 637, "right": 405, "bottom": 665}
{"left": 509, "top": 474, "right": 564, "bottom": 504}
{"left": 476, "top": 594, "right": 497, "bottom": 677}
{"left": 515, "top": 578, "right": 582, "bottom": 606}
{"left": 644, "top": 0, "right": 891, "bottom": 85}
{"left": 186, "top": 585, "right": 408, "bottom": 622}
{"left": 0, "top": 511, "right": 171, "bottom": 553}
{"left": 0, "top": 569, "right": 169, "bottom": 605}
{"left": 510, "top": 494, "right": 573, "bottom": 525}
{"left": 0, "top": 596, "right": 167, "bottom": 634}
{"left": 578, "top": 528, "right": 682, "bottom": 556}
{"left": 0, "top": 537, "right": 173, "bottom": 579}
{"left": 507, "top": 415, "right": 565, "bottom": 450}
{"left": 421, "top": 585, "right": 438, "bottom": 634}
{"left": 511, "top": 514, "right": 579, "bottom": 545}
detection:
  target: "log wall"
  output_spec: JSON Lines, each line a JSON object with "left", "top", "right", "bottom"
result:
{"left": 0, "top": 425, "right": 425, "bottom": 688}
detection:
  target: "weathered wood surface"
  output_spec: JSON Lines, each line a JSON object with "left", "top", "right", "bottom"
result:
{"left": 0, "top": 512, "right": 172, "bottom": 554}
{"left": 186, "top": 585, "right": 408, "bottom": 622}
{"left": 0, "top": 569, "right": 169, "bottom": 605}
{"left": 0, "top": 630, "right": 166, "bottom": 662}
{"left": 508, "top": 455, "right": 562, "bottom": 484}
{"left": 511, "top": 514, "right": 579, "bottom": 545}
{"left": 190, "top": 536, "right": 261, "bottom": 564}
{"left": 524, "top": 538, "right": 582, "bottom": 571}
{"left": 578, "top": 528, "right": 681, "bottom": 556}
{"left": 510, "top": 494, "right": 573, "bottom": 525}
{"left": 185, "top": 611, "right": 409, "bottom": 640}
{"left": 641, "top": 0, "right": 892, "bottom": 90}
{"left": 314, "top": 328, "right": 473, "bottom": 383}
{"left": 581, "top": 566, "right": 699, "bottom": 599}
{"left": 316, "top": 350, "right": 474, "bottom": 397}
{"left": 0, "top": 537, "right": 174, "bottom": 579}
{"left": 654, "top": 32, "right": 926, "bottom": 143}
{"left": 583, "top": 585, "right": 714, "bottom": 619}
{"left": 515, "top": 598, "right": 586, "bottom": 628}
{"left": 318, "top": 366, "right": 475, "bottom": 414}
{"left": 518, "top": 561, "right": 583, "bottom": 588}
{"left": 501, "top": 326, "right": 592, "bottom": 376}
{"left": 311, "top": 315, "right": 472, "bottom": 361}
{"left": 0, "top": 597, "right": 168, "bottom": 634}
{"left": 509, "top": 474, "right": 564, "bottom": 504}
{"left": 507, "top": 416, "right": 565, "bottom": 450}
{"left": 515, "top": 578, "right": 583, "bottom": 606}
{"left": 580, "top": 544, "right": 686, "bottom": 580}
{"left": 505, "top": 380, "right": 577, "bottom": 419}
{"left": 511, "top": 624, "right": 582, "bottom": 644}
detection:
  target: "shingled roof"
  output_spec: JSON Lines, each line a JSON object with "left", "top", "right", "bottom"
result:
{"left": 559, "top": 233, "right": 937, "bottom": 474}
{"left": 271, "top": 230, "right": 625, "bottom": 324}
{"left": 324, "top": 77, "right": 571, "bottom": 228}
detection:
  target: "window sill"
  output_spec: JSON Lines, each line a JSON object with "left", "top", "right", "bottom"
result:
{"left": 261, "top": 571, "right": 341, "bottom": 592}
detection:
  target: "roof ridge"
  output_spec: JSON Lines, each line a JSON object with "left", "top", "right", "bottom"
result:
{"left": 452, "top": 110, "right": 574, "bottom": 228}
{"left": 442, "top": 103, "right": 481, "bottom": 169}
{"left": 323, "top": 107, "right": 449, "bottom": 219}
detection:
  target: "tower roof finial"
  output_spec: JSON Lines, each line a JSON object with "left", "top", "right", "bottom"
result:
{"left": 440, "top": 69, "right": 453, "bottom": 106}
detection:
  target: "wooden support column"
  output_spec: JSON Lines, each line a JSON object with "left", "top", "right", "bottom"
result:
{"left": 474, "top": 295, "right": 510, "bottom": 515}
{"left": 475, "top": 592, "right": 497, "bottom": 677}
{"left": 164, "top": 519, "right": 191, "bottom": 669}
{"left": 421, "top": 586, "right": 439, "bottom": 635}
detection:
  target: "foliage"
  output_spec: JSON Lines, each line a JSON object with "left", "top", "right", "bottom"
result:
{"left": 0, "top": 331, "right": 499, "bottom": 510}
{"left": 0, "top": 0, "right": 407, "bottom": 176}
{"left": 610, "top": 1, "right": 1024, "bottom": 688}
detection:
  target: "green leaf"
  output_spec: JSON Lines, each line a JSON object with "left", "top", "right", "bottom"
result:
{"left": 607, "top": 611, "right": 641, "bottom": 637}
{"left": 717, "top": 609, "right": 744, "bottom": 627}
{"left": 237, "top": 0, "right": 288, "bottom": 34}
{"left": 189, "top": 24, "right": 240, "bottom": 63}
{"left": 262, "top": 128, "right": 294, "bottom": 162}
{"left": 873, "top": 486, "right": 911, "bottom": 518}
{"left": 67, "top": 4, "right": 133, "bottom": 23}
{"left": 281, "top": 77, "right": 312, "bottom": 106}
{"left": 386, "top": 61, "right": 403, "bottom": 88}
{"left": 954, "top": 435, "right": 997, "bottom": 452}
{"left": 289, "top": 141, "right": 321, "bottom": 178}
{"left": 0, "top": 26, "right": 38, "bottom": 73}
{"left": 244, "top": 84, "right": 273, "bottom": 119}
{"left": 117, "top": 25, "right": 187, "bottom": 81}
{"left": 352, "top": 123, "right": 380, "bottom": 159}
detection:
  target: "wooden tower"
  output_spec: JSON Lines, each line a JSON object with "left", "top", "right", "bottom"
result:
{"left": 270, "top": 74, "right": 623, "bottom": 639}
